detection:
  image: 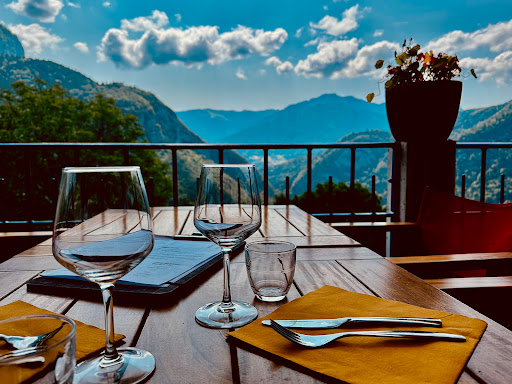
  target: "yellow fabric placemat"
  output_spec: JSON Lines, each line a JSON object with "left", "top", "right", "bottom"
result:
{"left": 0, "top": 301, "right": 125, "bottom": 384}
{"left": 228, "top": 286, "right": 487, "bottom": 384}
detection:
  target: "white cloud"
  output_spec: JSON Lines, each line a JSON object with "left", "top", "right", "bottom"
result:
{"left": 236, "top": 67, "right": 247, "bottom": 80}
{"left": 67, "top": 1, "right": 80, "bottom": 8}
{"left": 373, "top": 29, "right": 383, "bottom": 37}
{"left": 98, "top": 11, "right": 288, "bottom": 69}
{"left": 6, "top": 0, "right": 64, "bottom": 23}
{"left": 310, "top": 5, "right": 369, "bottom": 36}
{"left": 74, "top": 41, "right": 88, "bottom": 53}
{"left": 461, "top": 52, "right": 512, "bottom": 85}
{"left": 294, "top": 38, "right": 359, "bottom": 78}
{"left": 102, "top": 1, "right": 111, "bottom": 7}
{"left": 332, "top": 40, "right": 399, "bottom": 79}
{"left": 8, "top": 23, "right": 63, "bottom": 54}
{"left": 174, "top": 13, "right": 181, "bottom": 23}
{"left": 426, "top": 19, "right": 512, "bottom": 53}
{"left": 294, "top": 27, "right": 303, "bottom": 39}
{"left": 121, "top": 10, "right": 169, "bottom": 32}
{"left": 265, "top": 56, "right": 293, "bottom": 74}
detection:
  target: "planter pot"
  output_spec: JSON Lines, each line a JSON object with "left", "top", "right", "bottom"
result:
{"left": 385, "top": 80, "right": 462, "bottom": 143}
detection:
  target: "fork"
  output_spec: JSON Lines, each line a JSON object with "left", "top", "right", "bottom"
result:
{"left": 0, "top": 346, "right": 46, "bottom": 364}
{"left": 269, "top": 319, "right": 466, "bottom": 348}
{"left": 0, "top": 322, "right": 65, "bottom": 350}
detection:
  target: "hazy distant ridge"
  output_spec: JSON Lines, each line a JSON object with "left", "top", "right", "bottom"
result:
{"left": 178, "top": 93, "right": 389, "bottom": 144}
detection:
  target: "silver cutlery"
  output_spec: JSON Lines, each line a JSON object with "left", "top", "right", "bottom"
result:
{"left": 0, "top": 322, "right": 65, "bottom": 350}
{"left": 262, "top": 316, "right": 442, "bottom": 329}
{"left": 0, "top": 346, "right": 46, "bottom": 364}
{"left": 269, "top": 319, "right": 466, "bottom": 348}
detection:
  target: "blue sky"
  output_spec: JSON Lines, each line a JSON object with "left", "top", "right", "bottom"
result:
{"left": 1, "top": 0, "right": 512, "bottom": 111}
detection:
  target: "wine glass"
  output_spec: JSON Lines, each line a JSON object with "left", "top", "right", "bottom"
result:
{"left": 194, "top": 164, "right": 261, "bottom": 328}
{"left": 52, "top": 166, "right": 155, "bottom": 383}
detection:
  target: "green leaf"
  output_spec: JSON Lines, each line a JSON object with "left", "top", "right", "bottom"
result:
{"left": 366, "top": 93, "right": 375, "bottom": 103}
{"left": 432, "top": 57, "right": 448, "bottom": 68}
{"left": 396, "top": 52, "right": 409, "bottom": 65}
{"left": 385, "top": 78, "right": 395, "bottom": 89}
{"left": 470, "top": 68, "right": 478, "bottom": 79}
{"left": 375, "top": 59, "right": 385, "bottom": 69}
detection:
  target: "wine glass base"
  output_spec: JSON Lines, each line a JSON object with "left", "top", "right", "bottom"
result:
{"left": 195, "top": 301, "right": 258, "bottom": 329}
{"left": 73, "top": 347, "right": 155, "bottom": 384}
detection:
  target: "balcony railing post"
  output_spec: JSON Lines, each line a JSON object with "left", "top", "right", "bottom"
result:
{"left": 172, "top": 149, "right": 178, "bottom": 207}
{"left": 501, "top": 174, "right": 505, "bottom": 204}
{"left": 285, "top": 176, "right": 290, "bottom": 205}
{"left": 263, "top": 148, "right": 269, "bottom": 205}
{"left": 328, "top": 176, "right": 333, "bottom": 218}
{"left": 350, "top": 147, "right": 356, "bottom": 217}
{"left": 480, "top": 148, "right": 487, "bottom": 202}
{"left": 307, "top": 148, "right": 312, "bottom": 198}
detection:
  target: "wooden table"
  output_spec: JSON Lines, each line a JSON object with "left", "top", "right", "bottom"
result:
{"left": 1, "top": 205, "right": 512, "bottom": 383}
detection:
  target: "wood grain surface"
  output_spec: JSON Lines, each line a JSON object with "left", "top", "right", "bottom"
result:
{"left": 0, "top": 206, "right": 510, "bottom": 384}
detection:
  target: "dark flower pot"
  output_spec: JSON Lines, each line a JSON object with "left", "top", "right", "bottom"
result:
{"left": 385, "top": 81, "right": 462, "bottom": 143}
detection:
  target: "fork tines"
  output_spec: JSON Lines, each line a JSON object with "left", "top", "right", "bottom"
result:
{"left": 269, "top": 319, "right": 305, "bottom": 345}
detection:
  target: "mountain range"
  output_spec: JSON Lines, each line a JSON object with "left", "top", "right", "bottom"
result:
{"left": 2, "top": 23, "right": 512, "bottom": 204}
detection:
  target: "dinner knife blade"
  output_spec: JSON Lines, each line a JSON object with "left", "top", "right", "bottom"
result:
{"left": 262, "top": 317, "right": 443, "bottom": 329}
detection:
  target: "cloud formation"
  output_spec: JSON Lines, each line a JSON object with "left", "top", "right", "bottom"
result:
{"left": 236, "top": 67, "right": 247, "bottom": 80}
{"left": 6, "top": 0, "right": 64, "bottom": 23}
{"left": 8, "top": 23, "right": 63, "bottom": 54}
{"left": 426, "top": 19, "right": 512, "bottom": 53}
{"left": 74, "top": 41, "right": 88, "bottom": 53}
{"left": 265, "top": 56, "right": 293, "bottom": 74}
{"left": 425, "top": 19, "right": 512, "bottom": 85}
{"left": 332, "top": 40, "right": 399, "bottom": 79}
{"left": 310, "top": 5, "right": 368, "bottom": 36}
{"left": 294, "top": 38, "right": 359, "bottom": 78}
{"left": 461, "top": 53, "right": 512, "bottom": 85}
{"left": 98, "top": 11, "right": 288, "bottom": 69}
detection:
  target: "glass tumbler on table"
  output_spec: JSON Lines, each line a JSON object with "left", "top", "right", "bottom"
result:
{"left": 194, "top": 164, "right": 262, "bottom": 328}
{"left": 245, "top": 240, "right": 296, "bottom": 302}
{"left": 52, "top": 166, "right": 155, "bottom": 384}
{"left": 0, "top": 314, "right": 76, "bottom": 384}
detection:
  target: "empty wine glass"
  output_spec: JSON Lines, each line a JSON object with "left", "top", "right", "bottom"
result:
{"left": 194, "top": 164, "right": 261, "bottom": 328}
{"left": 53, "top": 166, "right": 155, "bottom": 383}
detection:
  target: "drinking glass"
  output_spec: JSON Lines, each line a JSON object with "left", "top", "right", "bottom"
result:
{"left": 0, "top": 314, "right": 76, "bottom": 384}
{"left": 53, "top": 166, "right": 155, "bottom": 383}
{"left": 194, "top": 164, "right": 261, "bottom": 328}
{"left": 245, "top": 240, "right": 296, "bottom": 302}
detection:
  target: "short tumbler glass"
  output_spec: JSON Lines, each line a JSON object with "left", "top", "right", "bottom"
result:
{"left": 0, "top": 314, "right": 76, "bottom": 384}
{"left": 245, "top": 241, "right": 296, "bottom": 302}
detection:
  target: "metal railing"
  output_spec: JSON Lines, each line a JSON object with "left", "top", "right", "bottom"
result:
{"left": 456, "top": 142, "right": 512, "bottom": 203}
{"left": 2, "top": 141, "right": 512, "bottom": 229}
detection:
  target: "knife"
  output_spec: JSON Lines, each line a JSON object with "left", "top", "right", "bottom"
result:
{"left": 262, "top": 317, "right": 443, "bottom": 329}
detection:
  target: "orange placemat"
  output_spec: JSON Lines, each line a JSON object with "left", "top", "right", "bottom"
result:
{"left": 0, "top": 301, "right": 125, "bottom": 383}
{"left": 228, "top": 286, "right": 487, "bottom": 384}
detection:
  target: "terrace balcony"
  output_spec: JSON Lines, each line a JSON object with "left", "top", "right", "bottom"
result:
{"left": 2, "top": 140, "right": 512, "bottom": 328}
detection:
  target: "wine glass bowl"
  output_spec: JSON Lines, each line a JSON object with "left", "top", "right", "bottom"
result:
{"left": 194, "top": 164, "right": 261, "bottom": 328}
{"left": 52, "top": 166, "right": 155, "bottom": 384}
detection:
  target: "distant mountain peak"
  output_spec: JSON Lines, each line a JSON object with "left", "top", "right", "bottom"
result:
{"left": 0, "top": 24, "right": 24, "bottom": 58}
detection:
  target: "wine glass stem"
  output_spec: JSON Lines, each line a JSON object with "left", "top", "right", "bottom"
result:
{"left": 221, "top": 249, "right": 233, "bottom": 308}
{"left": 100, "top": 283, "right": 120, "bottom": 362}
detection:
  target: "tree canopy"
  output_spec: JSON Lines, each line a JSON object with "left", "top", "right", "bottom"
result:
{"left": 0, "top": 79, "right": 172, "bottom": 224}
{"left": 275, "top": 180, "right": 384, "bottom": 216}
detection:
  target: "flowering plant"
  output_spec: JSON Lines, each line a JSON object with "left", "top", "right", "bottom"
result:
{"left": 366, "top": 39, "right": 477, "bottom": 102}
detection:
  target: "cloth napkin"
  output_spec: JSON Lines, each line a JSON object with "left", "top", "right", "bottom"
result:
{"left": 0, "top": 301, "right": 125, "bottom": 383}
{"left": 228, "top": 286, "right": 487, "bottom": 384}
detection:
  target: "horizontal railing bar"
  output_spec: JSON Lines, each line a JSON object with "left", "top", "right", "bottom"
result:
{"left": 313, "top": 211, "right": 394, "bottom": 217}
{"left": 0, "top": 142, "right": 396, "bottom": 150}
{"left": 456, "top": 142, "right": 512, "bottom": 149}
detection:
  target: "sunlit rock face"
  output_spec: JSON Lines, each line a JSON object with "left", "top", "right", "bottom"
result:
{"left": 0, "top": 24, "right": 24, "bottom": 58}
